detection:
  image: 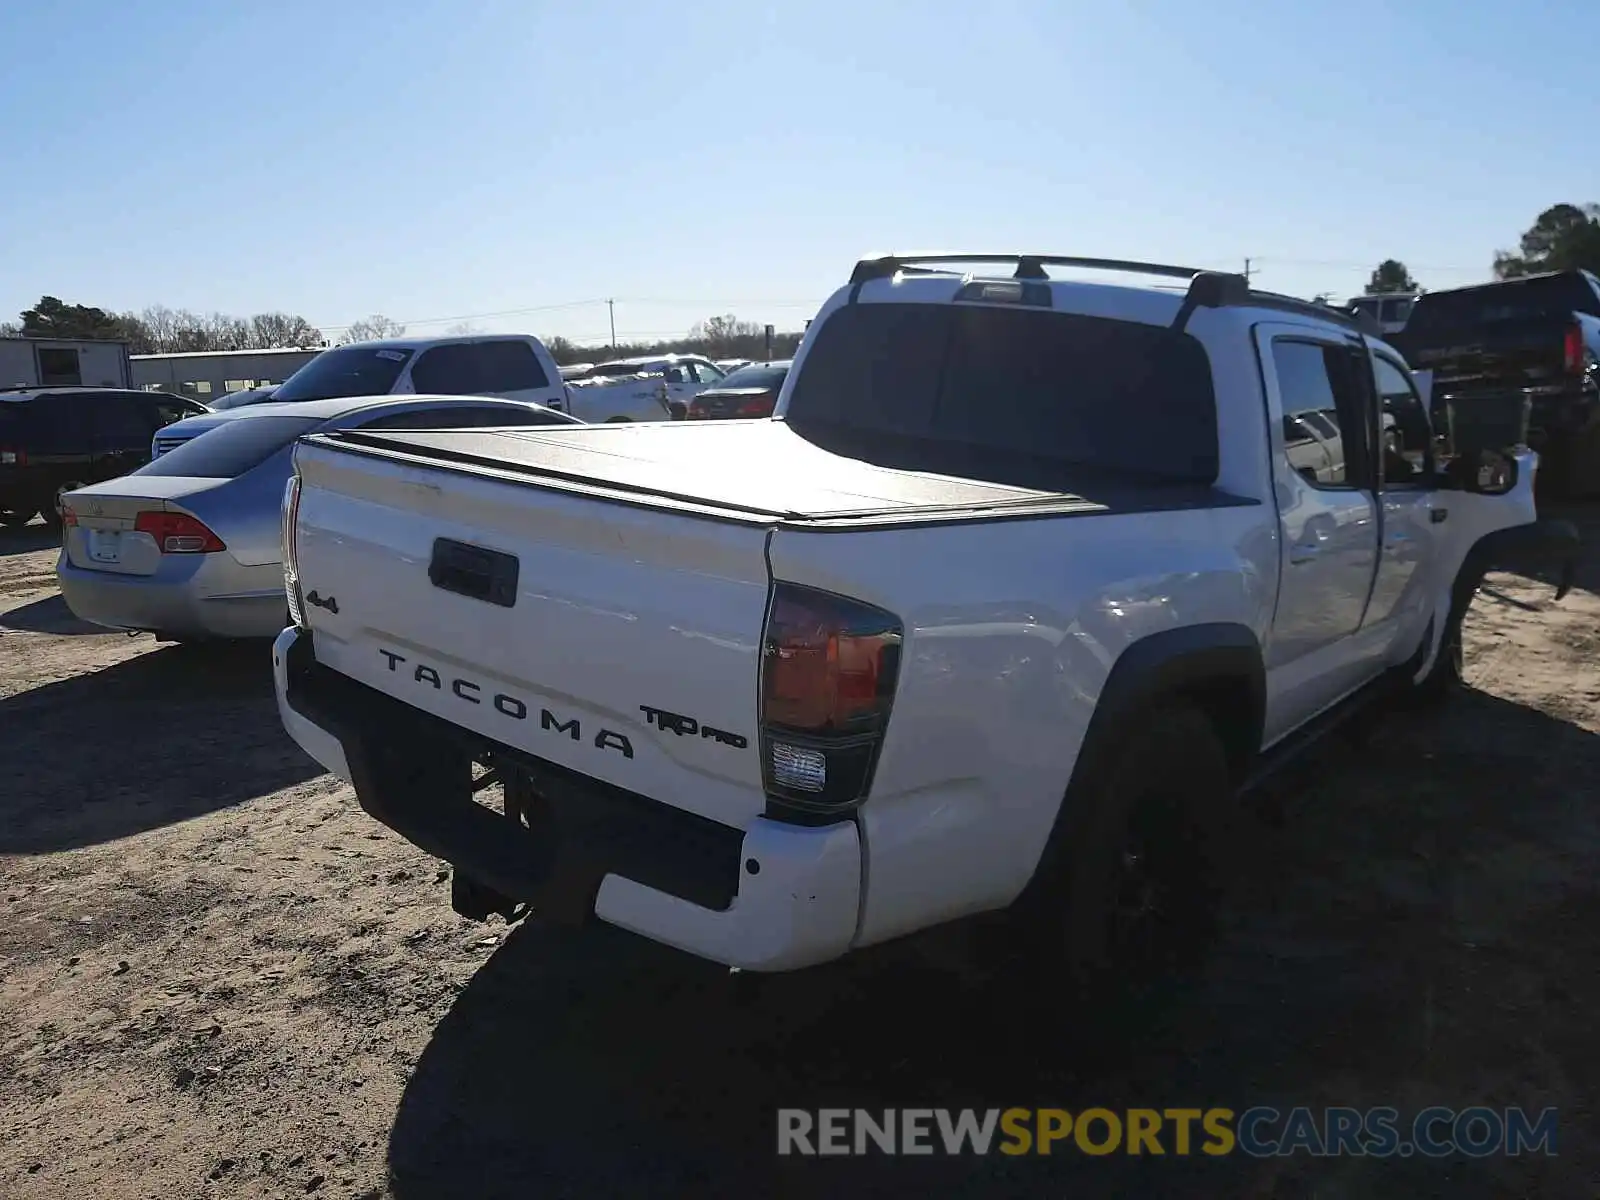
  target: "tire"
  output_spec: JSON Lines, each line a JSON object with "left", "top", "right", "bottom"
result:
{"left": 1013, "top": 703, "right": 1235, "bottom": 1004}
{"left": 604, "top": 416, "right": 632, "bottom": 423}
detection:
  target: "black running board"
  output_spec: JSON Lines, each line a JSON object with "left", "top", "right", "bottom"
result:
{"left": 1240, "top": 664, "right": 1413, "bottom": 796}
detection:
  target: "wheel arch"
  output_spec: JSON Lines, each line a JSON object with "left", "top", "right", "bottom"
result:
{"left": 1016, "top": 622, "right": 1265, "bottom": 903}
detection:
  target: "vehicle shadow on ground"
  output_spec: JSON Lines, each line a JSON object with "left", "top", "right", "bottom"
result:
{"left": 387, "top": 690, "right": 1598, "bottom": 1199}
{"left": 0, "top": 521, "right": 57, "bottom": 559}
{"left": 0, "top": 642, "right": 323, "bottom": 854}
{"left": 0, "top": 593, "right": 123, "bottom": 635}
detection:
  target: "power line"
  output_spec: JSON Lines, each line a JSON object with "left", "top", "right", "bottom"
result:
{"left": 1251, "top": 257, "right": 1486, "bottom": 274}
{"left": 313, "top": 295, "right": 827, "bottom": 335}
{"left": 315, "top": 299, "right": 608, "bottom": 336}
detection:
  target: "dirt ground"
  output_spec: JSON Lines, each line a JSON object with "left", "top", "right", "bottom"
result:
{"left": 2, "top": 514, "right": 1597, "bottom": 1200}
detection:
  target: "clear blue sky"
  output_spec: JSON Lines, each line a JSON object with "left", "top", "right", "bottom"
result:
{"left": 1, "top": 0, "right": 1593, "bottom": 346}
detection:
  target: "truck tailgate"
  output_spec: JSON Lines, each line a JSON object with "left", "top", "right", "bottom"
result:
{"left": 290, "top": 437, "right": 774, "bottom": 829}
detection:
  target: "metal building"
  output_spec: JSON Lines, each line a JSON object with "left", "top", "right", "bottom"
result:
{"left": 1, "top": 336, "right": 134, "bottom": 389}
{"left": 130, "top": 347, "right": 323, "bottom": 400}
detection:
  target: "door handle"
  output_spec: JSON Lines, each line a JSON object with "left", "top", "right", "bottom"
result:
{"left": 1289, "top": 542, "right": 1321, "bottom": 564}
{"left": 1431, "top": 508, "right": 1449, "bottom": 524}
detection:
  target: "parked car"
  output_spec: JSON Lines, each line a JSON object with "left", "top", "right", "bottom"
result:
{"left": 0, "top": 387, "right": 207, "bottom": 528}
{"left": 568, "top": 354, "right": 728, "bottom": 422}
{"left": 208, "top": 385, "right": 280, "bottom": 411}
{"left": 714, "top": 358, "right": 752, "bottom": 374}
{"left": 56, "top": 394, "right": 581, "bottom": 640}
{"left": 270, "top": 251, "right": 1575, "bottom": 987}
{"left": 686, "top": 359, "right": 791, "bottom": 420}
{"left": 558, "top": 363, "right": 596, "bottom": 382}
{"left": 149, "top": 335, "right": 570, "bottom": 459}
{"left": 1392, "top": 270, "right": 1600, "bottom": 497}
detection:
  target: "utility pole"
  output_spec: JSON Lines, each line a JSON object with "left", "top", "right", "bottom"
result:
{"left": 607, "top": 299, "right": 616, "bottom": 349}
{"left": 1243, "top": 257, "right": 1254, "bottom": 285}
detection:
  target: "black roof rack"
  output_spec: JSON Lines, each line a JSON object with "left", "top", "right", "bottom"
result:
{"left": 849, "top": 252, "right": 1217, "bottom": 285}
{"left": 847, "top": 252, "right": 1383, "bottom": 335}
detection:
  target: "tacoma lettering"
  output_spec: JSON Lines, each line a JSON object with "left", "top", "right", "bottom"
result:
{"left": 640, "top": 704, "right": 749, "bottom": 750}
{"left": 376, "top": 647, "right": 633, "bottom": 759}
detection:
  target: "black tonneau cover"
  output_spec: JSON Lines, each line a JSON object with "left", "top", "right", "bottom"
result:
{"left": 310, "top": 419, "right": 1237, "bottom": 524}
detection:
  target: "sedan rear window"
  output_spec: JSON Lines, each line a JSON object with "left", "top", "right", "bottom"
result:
{"left": 785, "top": 303, "right": 1218, "bottom": 487}
{"left": 715, "top": 363, "right": 790, "bottom": 391}
{"left": 134, "top": 416, "right": 324, "bottom": 478}
{"left": 273, "top": 347, "right": 413, "bottom": 403}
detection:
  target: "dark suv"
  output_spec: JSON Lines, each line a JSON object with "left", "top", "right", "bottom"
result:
{"left": 0, "top": 387, "right": 207, "bottom": 528}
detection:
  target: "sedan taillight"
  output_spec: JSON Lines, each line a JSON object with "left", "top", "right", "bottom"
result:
{"left": 134, "top": 511, "right": 225, "bottom": 553}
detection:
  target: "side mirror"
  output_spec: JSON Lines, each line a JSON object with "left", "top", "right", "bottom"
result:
{"left": 1441, "top": 448, "right": 1518, "bottom": 494}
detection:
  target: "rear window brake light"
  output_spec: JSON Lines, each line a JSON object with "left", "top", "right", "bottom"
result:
{"left": 954, "top": 279, "right": 1053, "bottom": 307}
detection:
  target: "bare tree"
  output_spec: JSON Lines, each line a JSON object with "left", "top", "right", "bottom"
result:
{"left": 689, "top": 314, "right": 762, "bottom": 354}
{"left": 342, "top": 314, "right": 406, "bottom": 344}
{"left": 205, "top": 313, "right": 252, "bottom": 351}
{"left": 249, "top": 312, "right": 324, "bottom": 348}
{"left": 0, "top": 320, "right": 20, "bottom": 338}
{"left": 444, "top": 321, "right": 485, "bottom": 337}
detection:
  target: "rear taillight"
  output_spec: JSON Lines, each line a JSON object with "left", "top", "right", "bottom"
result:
{"left": 760, "top": 582, "right": 902, "bottom": 820}
{"left": 1563, "top": 323, "right": 1585, "bottom": 375}
{"left": 134, "top": 511, "right": 225, "bottom": 554}
{"left": 737, "top": 396, "right": 774, "bottom": 418}
{"left": 0, "top": 447, "right": 24, "bottom": 466}
{"left": 61, "top": 505, "right": 78, "bottom": 527}
{"left": 282, "top": 474, "right": 305, "bottom": 628}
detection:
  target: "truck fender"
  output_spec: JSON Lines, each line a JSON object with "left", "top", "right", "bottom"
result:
{"left": 1416, "top": 517, "right": 1580, "bottom": 682}
{"left": 1018, "top": 622, "right": 1265, "bottom": 900}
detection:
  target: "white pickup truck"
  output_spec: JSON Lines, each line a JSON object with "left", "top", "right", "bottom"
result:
{"left": 564, "top": 354, "right": 729, "bottom": 422}
{"left": 272, "top": 254, "right": 1576, "bottom": 988}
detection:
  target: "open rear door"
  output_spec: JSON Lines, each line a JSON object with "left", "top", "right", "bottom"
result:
{"left": 1420, "top": 447, "right": 1579, "bottom": 679}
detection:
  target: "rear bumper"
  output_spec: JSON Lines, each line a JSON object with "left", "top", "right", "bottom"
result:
{"left": 56, "top": 555, "right": 286, "bottom": 639}
{"left": 271, "top": 626, "right": 862, "bottom": 971}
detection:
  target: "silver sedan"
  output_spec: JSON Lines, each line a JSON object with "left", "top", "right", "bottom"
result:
{"left": 56, "top": 393, "right": 581, "bottom": 640}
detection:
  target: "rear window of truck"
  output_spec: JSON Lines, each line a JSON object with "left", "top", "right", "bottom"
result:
{"left": 1407, "top": 272, "right": 1600, "bottom": 332}
{"left": 785, "top": 302, "right": 1219, "bottom": 487}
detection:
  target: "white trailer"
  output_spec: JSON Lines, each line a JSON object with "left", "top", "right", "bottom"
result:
{"left": 0, "top": 337, "right": 134, "bottom": 390}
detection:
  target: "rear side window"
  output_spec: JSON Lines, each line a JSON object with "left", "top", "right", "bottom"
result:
{"left": 134, "top": 416, "right": 324, "bottom": 478}
{"left": 82, "top": 393, "right": 157, "bottom": 446}
{"left": 785, "top": 303, "right": 1218, "bottom": 486}
{"left": 475, "top": 341, "right": 550, "bottom": 391}
{"left": 21, "top": 395, "right": 86, "bottom": 453}
{"left": 273, "top": 347, "right": 413, "bottom": 403}
{"left": 410, "top": 345, "right": 479, "bottom": 394}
